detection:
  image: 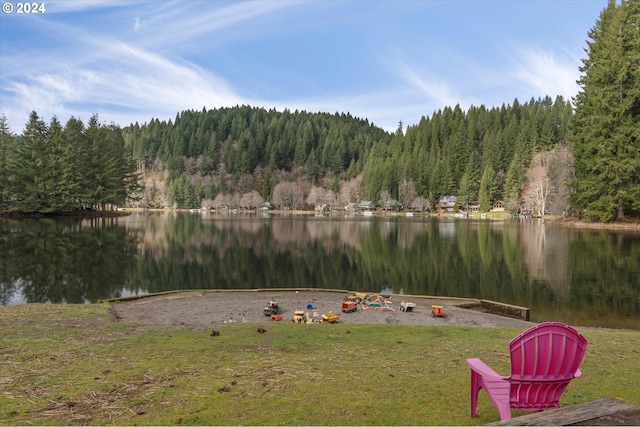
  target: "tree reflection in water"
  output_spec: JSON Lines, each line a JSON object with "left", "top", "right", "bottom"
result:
{"left": 1, "top": 213, "right": 638, "bottom": 330}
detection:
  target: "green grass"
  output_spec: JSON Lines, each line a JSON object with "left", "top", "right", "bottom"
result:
{"left": 1, "top": 304, "right": 639, "bottom": 425}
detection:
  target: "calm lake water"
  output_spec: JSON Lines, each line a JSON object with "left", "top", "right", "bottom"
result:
{"left": 1, "top": 212, "right": 639, "bottom": 330}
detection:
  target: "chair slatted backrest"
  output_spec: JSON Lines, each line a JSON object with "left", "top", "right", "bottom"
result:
{"left": 508, "top": 322, "right": 588, "bottom": 411}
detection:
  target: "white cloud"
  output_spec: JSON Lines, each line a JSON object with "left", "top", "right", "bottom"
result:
{"left": 1, "top": 1, "right": 593, "bottom": 135}
{"left": 0, "top": 0, "right": 312, "bottom": 131}
{"left": 2, "top": 43, "right": 245, "bottom": 131}
{"left": 510, "top": 48, "right": 581, "bottom": 102}
{"left": 395, "top": 61, "right": 461, "bottom": 110}
{"left": 131, "top": 1, "right": 301, "bottom": 49}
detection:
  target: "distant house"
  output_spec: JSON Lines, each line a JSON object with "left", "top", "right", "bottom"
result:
{"left": 467, "top": 203, "right": 480, "bottom": 212}
{"left": 344, "top": 202, "right": 358, "bottom": 212}
{"left": 437, "top": 195, "right": 457, "bottom": 212}
{"left": 382, "top": 199, "right": 403, "bottom": 212}
{"left": 357, "top": 201, "right": 375, "bottom": 211}
{"left": 491, "top": 201, "right": 506, "bottom": 212}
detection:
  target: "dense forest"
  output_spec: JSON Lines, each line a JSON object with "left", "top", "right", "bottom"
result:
{"left": 0, "top": 112, "right": 140, "bottom": 214}
{"left": 0, "top": 0, "right": 637, "bottom": 221}
{"left": 119, "top": 97, "right": 574, "bottom": 217}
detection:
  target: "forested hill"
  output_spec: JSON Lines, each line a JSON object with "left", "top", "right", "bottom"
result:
{"left": 121, "top": 97, "right": 573, "bottom": 214}
{"left": 123, "top": 105, "right": 389, "bottom": 197}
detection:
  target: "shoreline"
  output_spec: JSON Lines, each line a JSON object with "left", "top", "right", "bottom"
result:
{"left": 5, "top": 207, "right": 639, "bottom": 231}
{"left": 107, "top": 289, "right": 536, "bottom": 330}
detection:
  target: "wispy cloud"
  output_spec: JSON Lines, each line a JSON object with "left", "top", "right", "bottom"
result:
{"left": 509, "top": 47, "right": 582, "bottom": 103}
{"left": 395, "top": 61, "right": 461, "bottom": 110}
{"left": 0, "top": 0, "right": 310, "bottom": 130}
{"left": 131, "top": 1, "right": 302, "bottom": 49}
{"left": 3, "top": 40, "right": 244, "bottom": 128}
{"left": 0, "top": 1, "right": 601, "bottom": 133}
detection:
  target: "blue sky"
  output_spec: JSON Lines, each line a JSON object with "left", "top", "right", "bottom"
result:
{"left": 0, "top": 0, "right": 606, "bottom": 133}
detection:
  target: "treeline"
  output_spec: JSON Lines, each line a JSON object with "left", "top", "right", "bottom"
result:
{"left": 0, "top": 101, "right": 574, "bottom": 215}
{"left": 125, "top": 106, "right": 388, "bottom": 179}
{"left": 363, "top": 96, "right": 573, "bottom": 211}
{"left": 119, "top": 97, "right": 573, "bottom": 214}
{"left": 0, "top": 112, "right": 140, "bottom": 213}
{"left": 121, "top": 106, "right": 390, "bottom": 208}
{"left": 0, "top": 1, "right": 636, "bottom": 221}
{"left": 121, "top": 0, "right": 638, "bottom": 221}
{"left": 571, "top": 0, "right": 640, "bottom": 221}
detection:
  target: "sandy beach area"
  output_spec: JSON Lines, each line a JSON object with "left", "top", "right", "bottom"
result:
{"left": 108, "top": 289, "right": 534, "bottom": 330}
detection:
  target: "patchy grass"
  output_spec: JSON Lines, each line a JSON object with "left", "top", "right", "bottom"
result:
{"left": 1, "top": 304, "right": 639, "bottom": 425}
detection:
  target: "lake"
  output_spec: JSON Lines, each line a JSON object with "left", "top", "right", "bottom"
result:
{"left": 1, "top": 212, "right": 639, "bottom": 330}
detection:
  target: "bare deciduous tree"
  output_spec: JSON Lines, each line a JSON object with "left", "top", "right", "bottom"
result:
{"left": 410, "top": 196, "right": 431, "bottom": 212}
{"left": 547, "top": 144, "right": 574, "bottom": 216}
{"left": 211, "top": 193, "right": 231, "bottom": 209}
{"left": 229, "top": 192, "right": 241, "bottom": 209}
{"left": 398, "top": 179, "right": 417, "bottom": 208}
{"left": 272, "top": 181, "right": 304, "bottom": 210}
{"left": 183, "top": 156, "right": 198, "bottom": 176}
{"left": 307, "top": 186, "right": 332, "bottom": 211}
{"left": 201, "top": 198, "right": 215, "bottom": 210}
{"left": 240, "top": 190, "right": 264, "bottom": 211}
{"left": 237, "top": 174, "right": 255, "bottom": 194}
{"left": 525, "top": 153, "right": 551, "bottom": 218}
{"left": 338, "top": 177, "right": 362, "bottom": 207}
{"left": 306, "top": 186, "right": 322, "bottom": 208}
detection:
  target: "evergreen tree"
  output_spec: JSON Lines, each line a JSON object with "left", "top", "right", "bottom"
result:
{"left": 478, "top": 166, "right": 495, "bottom": 212}
{"left": 0, "top": 114, "right": 15, "bottom": 208}
{"left": 572, "top": 0, "right": 640, "bottom": 221}
{"left": 45, "top": 117, "right": 72, "bottom": 211}
{"left": 13, "top": 111, "right": 49, "bottom": 212}
{"left": 260, "top": 168, "right": 271, "bottom": 201}
{"left": 62, "top": 117, "right": 88, "bottom": 207}
{"left": 457, "top": 151, "right": 481, "bottom": 206}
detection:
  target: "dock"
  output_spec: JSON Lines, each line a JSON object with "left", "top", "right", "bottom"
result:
{"left": 487, "top": 398, "right": 640, "bottom": 426}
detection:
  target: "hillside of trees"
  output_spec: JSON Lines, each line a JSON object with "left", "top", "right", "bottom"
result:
{"left": 121, "top": 107, "right": 390, "bottom": 210}
{"left": 119, "top": 97, "right": 574, "bottom": 217}
{"left": 0, "top": 0, "right": 637, "bottom": 222}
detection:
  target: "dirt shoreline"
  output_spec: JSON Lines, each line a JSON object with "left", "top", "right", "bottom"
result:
{"left": 108, "top": 289, "right": 535, "bottom": 330}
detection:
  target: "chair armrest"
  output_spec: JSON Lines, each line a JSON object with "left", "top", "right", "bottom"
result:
{"left": 466, "top": 358, "right": 508, "bottom": 380}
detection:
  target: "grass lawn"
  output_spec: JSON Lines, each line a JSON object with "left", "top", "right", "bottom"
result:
{"left": 1, "top": 303, "right": 639, "bottom": 425}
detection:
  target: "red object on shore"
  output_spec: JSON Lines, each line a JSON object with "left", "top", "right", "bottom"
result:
{"left": 270, "top": 314, "right": 283, "bottom": 321}
{"left": 341, "top": 301, "right": 357, "bottom": 313}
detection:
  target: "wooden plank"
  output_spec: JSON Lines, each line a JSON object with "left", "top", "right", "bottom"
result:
{"left": 480, "top": 299, "right": 530, "bottom": 321}
{"left": 487, "top": 398, "right": 640, "bottom": 426}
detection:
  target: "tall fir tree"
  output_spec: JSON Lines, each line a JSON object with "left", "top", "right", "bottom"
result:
{"left": 62, "top": 116, "right": 88, "bottom": 207}
{"left": 44, "top": 117, "right": 70, "bottom": 212}
{"left": 13, "top": 111, "right": 49, "bottom": 212}
{"left": 0, "top": 114, "right": 15, "bottom": 208}
{"left": 572, "top": 0, "right": 640, "bottom": 221}
{"left": 478, "top": 166, "right": 495, "bottom": 212}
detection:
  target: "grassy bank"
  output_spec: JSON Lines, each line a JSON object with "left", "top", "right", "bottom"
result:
{"left": 1, "top": 304, "right": 639, "bottom": 426}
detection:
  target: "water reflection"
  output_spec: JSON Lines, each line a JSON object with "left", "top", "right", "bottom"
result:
{"left": 1, "top": 213, "right": 638, "bottom": 330}
{"left": 0, "top": 217, "right": 137, "bottom": 305}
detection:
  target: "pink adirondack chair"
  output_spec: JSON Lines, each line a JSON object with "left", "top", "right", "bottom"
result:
{"left": 466, "top": 322, "right": 588, "bottom": 421}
